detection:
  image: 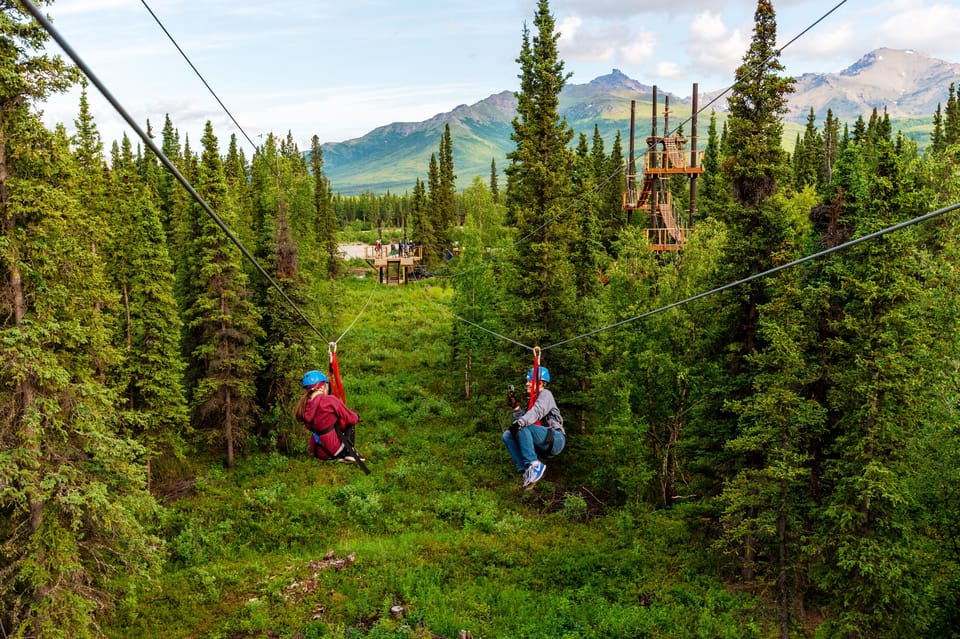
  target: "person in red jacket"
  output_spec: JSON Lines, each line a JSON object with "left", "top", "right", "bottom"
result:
{"left": 294, "top": 370, "right": 361, "bottom": 462}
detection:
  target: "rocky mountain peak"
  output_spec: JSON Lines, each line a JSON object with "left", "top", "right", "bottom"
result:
{"left": 789, "top": 47, "right": 959, "bottom": 120}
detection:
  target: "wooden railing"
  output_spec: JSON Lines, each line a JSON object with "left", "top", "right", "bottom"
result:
{"left": 364, "top": 245, "right": 422, "bottom": 261}
{"left": 642, "top": 149, "right": 705, "bottom": 173}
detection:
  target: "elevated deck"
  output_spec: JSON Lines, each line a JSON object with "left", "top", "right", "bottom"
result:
{"left": 363, "top": 246, "right": 423, "bottom": 285}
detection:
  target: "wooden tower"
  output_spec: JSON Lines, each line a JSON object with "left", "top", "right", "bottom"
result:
{"left": 623, "top": 84, "right": 704, "bottom": 251}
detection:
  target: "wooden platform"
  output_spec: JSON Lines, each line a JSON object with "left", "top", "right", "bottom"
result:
{"left": 364, "top": 246, "right": 423, "bottom": 285}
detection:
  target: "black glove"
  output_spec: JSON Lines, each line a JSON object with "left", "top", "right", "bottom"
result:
{"left": 509, "top": 419, "right": 522, "bottom": 436}
{"left": 507, "top": 385, "right": 519, "bottom": 409}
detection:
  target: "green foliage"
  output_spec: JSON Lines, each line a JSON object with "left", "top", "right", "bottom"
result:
{"left": 0, "top": 115, "right": 161, "bottom": 638}
{"left": 723, "top": 0, "right": 794, "bottom": 208}
{"left": 5, "top": 3, "right": 960, "bottom": 639}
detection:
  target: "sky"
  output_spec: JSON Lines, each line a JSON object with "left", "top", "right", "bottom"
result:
{"left": 33, "top": 0, "right": 960, "bottom": 155}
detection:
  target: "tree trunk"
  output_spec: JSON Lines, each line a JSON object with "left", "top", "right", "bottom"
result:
{"left": 226, "top": 390, "right": 235, "bottom": 468}
{"left": 777, "top": 500, "right": 789, "bottom": 639}
{"left": 2, "top": 121, "right": 43, "bottom": 533}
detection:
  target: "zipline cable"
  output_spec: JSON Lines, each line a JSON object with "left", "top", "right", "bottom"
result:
{"left": 332, "top": 278, "right": 378, "bottom": 345}
{"left": 541, "top": 200, "right": 960, "bottom": 352}
{"left": 19, "top": 0, "right": 331, "bottom": 344}
{"left": 138, "top": 0, "right": 259, "bottom": 151}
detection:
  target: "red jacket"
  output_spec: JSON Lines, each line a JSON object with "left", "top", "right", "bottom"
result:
{"left": 303, "top": 393, "right": 359, "bottom": 459}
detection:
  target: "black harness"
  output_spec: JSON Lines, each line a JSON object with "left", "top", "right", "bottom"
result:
{"left": 310, "top": 419, "right": 346, "bottom": 460}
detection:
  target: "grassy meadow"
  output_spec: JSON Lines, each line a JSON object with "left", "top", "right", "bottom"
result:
{"left": 107, "top": 274, "right": 767, "bottom": 639}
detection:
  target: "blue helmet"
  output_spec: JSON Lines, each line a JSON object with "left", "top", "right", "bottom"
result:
{"left": 526, "top": 367, "right": 550, "bottom": 383}
{"left": 302, "top": 370, "right": 328, "bottom": 388}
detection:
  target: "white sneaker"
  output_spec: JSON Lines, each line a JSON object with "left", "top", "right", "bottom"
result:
{"left": 522, "top": 461, "right": 546, "bottom": 489}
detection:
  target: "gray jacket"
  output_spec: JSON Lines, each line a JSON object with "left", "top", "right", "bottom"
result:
{"left": 513, "top": 388, "right": 565, "bottom": 434}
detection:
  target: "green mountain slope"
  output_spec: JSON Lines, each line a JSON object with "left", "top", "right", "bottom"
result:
{"left": 322, "top": 57, "right": 943, "bottom": 196}
{"left": 321, "top": 70, "right": 679, "bottom": 195}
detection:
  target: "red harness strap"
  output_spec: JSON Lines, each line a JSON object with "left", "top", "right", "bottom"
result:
{"left": 328, "top": 342, "right": 346, "bottom": 404}
{"left": 528, "top": 351, "right": 540, "bottom": 411}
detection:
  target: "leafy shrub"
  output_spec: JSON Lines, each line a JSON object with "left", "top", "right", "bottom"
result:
{"left": 561, "top": 492, "right": 588, "bottom": 521}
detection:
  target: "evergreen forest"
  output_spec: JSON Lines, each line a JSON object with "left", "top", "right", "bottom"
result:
{"left": 2, "top": 1, "right": 960, "bottom": 638}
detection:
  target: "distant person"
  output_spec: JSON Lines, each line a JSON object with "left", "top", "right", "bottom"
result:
{"left": 503, "top": 366, "right": 565, "bottom": 488}
{"left": 295, "top": 370, "right": 362, "bottom": 462}
{"left": 374, "top": 238, "right": 381, "bottom": 256}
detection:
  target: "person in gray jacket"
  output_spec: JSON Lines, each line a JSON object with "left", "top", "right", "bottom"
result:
{"left": 503, "top": 366, "right": 565, "bottom": 488}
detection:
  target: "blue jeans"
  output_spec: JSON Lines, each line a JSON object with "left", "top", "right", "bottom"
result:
{"left": 502, "top": 425, "right": 565, "bottom": 472}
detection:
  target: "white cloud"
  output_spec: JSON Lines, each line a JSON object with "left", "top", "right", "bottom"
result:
{"left": 876, "top": 4, "right": 960, "bottom": 58}
{"left": 553, "top": 0, "right": 715, "bottom": 20}
{"left": 557, "top": 16, "right": 624, "bottom": 63}
{"left": 620, "top": 31, "right": 657, "bottom": 66}
{"left": 651, "top": 61, "right": 683, "bottom": 81}
{"left": 686, "top": 11, "right": 748, "bottom": 77}
{"left": 689, "top": 10, "right": 728, "bottom": 41}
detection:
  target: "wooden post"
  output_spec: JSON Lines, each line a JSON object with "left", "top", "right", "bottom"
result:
{"left": 690, "top": 82, "right": 699, "bottom": 228}
{"left": 650, "top": 86, "right": 658, "bottom": 230}
{"left": 628, "top": 99, "right": 636, "bottom": 224}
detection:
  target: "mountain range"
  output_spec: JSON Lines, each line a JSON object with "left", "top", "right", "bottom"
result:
{"left": 321, "top": 48, "right": 959, "bottom": 195}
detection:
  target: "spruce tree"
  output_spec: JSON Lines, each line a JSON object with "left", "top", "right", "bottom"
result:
{"left": 698, "top": 111, "right": 726, "bottom": 217}
{"left": 812, "top": 138, "right": 937, "bottom": 638}
{"left": 310, "top": 134, "right": 340, "bottom": 280}
{"left": 499, "top": 0, "right": 609, "bottom": 439}
{"left": 410, "top": 176, "right": 434, "bottom": 264}
{"left": 106, "top": 133, "right": 189, "bottom": 481}
{"left": 503, "top": 0, "right": 579, "bottom": 380}
{"left": 691, "top": 0, "right": 799, "bottom": 586}
{"left": 722, "top": 0, "right": 794, "bottom": 208}
{"left": 438, "top": 123, "right": 457, "bottom": 229}
{"left": 425, "top": 152, "right": 443, "bottom": 264}
{"left": 0, "top": 8, "right": 160, "bottom": 634}
{"left": 795, "top": 107, "right": 823, "bottom": 189}
{"left": 571, "top": 132, "right": 603, "bottom": 301}
{"left": 251, "top": 133, "right": 317, "bottom": 449}
{"left": 158, "top": 114, "right": 187, "bottom": 262}
{"left": 930, "top": 104, "right": 944, "bottom": 154}
{"left": 598, "top": 129, "right": 627, "bottom": 254}
{"left": 944, "top": 82, "right": 959, "bottom": 145}
{"left": 184, "top": 122, "right": 262, "bottom": 467}
{"left": 822, "top": 108, "right": 841, "bottom": 187}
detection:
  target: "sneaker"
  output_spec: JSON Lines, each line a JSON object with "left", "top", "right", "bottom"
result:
{"left": 522, "top": 461, "right": 546, "bottom": 489}
{"left": 339, "top": 454, "right": 366, "bottom": 463}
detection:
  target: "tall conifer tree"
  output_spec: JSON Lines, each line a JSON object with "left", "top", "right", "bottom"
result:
{"left": 410, "top": 177, "right": 434, "bottom": 264}
{"left": 504, "top": 0, "right": 582, "bottom": 397}
{"left": 0, "top": 7, "right": 160, "bottom": 635}
{"left": 184, "top": 122, "right": 262, "bottom": 467}
{"left": 812, "top": 138, "right": 938, "bottom": 638}
{"left": 691, "top": 0, "right": 798, "bottom": 585}
{"left": 722, "top": 0, "right": 793, "bottom": 208}
{"left": 251, "top": 134, "right": 316, "bottom": 449}
{"left": 310, "top": 135, "right": 339, "bottom": 280}
{"left": 438, "top": 123, "right": 457, "bottom": 230}
{"left": 107, "top": 133, "right": 189, "bottom": 480}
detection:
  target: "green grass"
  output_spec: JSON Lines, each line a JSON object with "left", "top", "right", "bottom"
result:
{"left": 105, "top": 278, "right": 767, "bottom": 639}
